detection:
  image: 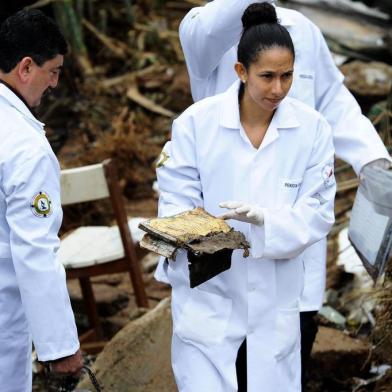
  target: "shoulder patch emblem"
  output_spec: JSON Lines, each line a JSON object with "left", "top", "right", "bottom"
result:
{"left": 322, "top": 163, "right": 334, "bottom": 188}
{"left": 30, "top": 191, "right": 52, "bottom": 218}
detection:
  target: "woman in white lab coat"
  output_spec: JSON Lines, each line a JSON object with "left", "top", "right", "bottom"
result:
{"left": 157, "top": 3, "right": 335, "bottom": 391}
{"left": 178, "top": 2, "right": 391, "bottom": 388}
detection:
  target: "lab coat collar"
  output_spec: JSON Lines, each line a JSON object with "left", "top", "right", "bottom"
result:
{"left": 219, "top": 81, "right": 241, "bottom": 130}
{"left": 219, "top": 80, "right": 300, "bottom": 131}
{"left": 0, "top": 83, "right": 45, "bottom": 131}
{"left": 272, "top": 97, "right": 301, "bottom": 130}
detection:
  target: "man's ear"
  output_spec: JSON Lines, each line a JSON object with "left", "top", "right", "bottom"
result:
{"left": 17, "top": 57, "right": 34, "bottom": 83}
{"left": 234, "top": 62, "right": 247, "bottom": 83}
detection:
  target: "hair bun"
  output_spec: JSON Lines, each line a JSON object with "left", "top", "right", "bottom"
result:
{"left": 242, "top": 2, "right": 278, "bottom": 30}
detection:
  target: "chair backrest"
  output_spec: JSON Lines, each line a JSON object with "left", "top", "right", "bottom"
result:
{"left": 60, "top": 159, "right": 149, "bottom": 307}
{"left": 61, "top": 163, "right": 109, "bottom": 205}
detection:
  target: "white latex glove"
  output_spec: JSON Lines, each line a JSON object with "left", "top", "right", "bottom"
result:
{"left": 359, "top": 158, "right": 392, "bottom": 181}
{"left": 218, "top": 201, "right": 264, "bottom": 226}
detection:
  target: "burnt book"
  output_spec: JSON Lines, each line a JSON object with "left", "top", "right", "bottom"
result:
{"left": 139, "top": 207, "right": 249, "bottom": 287}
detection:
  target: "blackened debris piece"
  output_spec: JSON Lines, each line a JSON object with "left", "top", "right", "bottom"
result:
{"left": 138, "top": 208, "right": 250, "bottom": 286}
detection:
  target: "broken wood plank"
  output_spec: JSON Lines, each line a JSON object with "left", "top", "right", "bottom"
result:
{"left": 184, "top": 0, "right": 205, "bottom": 5}
{"left": 100, "top": 65, "right": 164, "bottom": 89}
{"left": 83, "top": 18, "right": 130, "bottom": 59}
{"left": 27, "top": 0, "right": 62, "bottom": 8}
{"left": 134, "top": 23, "right": 179, "bottom": 39}
{"left": 127, "top": 85, "right": 175, "bottom": 117}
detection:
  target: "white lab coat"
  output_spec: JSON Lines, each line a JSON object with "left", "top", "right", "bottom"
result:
{"left": 178, "top": 0, "right": 391, "bottom": 311}
{"left": 0, "top": 84, "right": 79, "bottom": 392}
{"left": 157, "top": 81, "right": 336, "bottom": 391}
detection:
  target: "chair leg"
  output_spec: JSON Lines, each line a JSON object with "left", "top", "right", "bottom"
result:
{"left": 126, "top": 254, "right": 149, "bottom": 308}
{"left": 79, "top": 277, "right": 103, "bottom": 340}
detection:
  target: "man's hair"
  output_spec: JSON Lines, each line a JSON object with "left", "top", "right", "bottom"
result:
{"left": 0, "top": 9, "right": 68, "bottom": 73}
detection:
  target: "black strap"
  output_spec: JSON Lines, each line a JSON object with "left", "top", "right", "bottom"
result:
{"left": 81, "top": 365, "right": 104, "bottom": 391}
{"left": 45, "top": 365, "right": 104, "bottom": 392}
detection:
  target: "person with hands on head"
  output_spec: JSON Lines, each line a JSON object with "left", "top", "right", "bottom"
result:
{"left": 178, "top": 0, "right": 391, "bottom": 388}
{"left": 156, "top": 3, "right": 336, "bottom": 391}
{"left": 0, "top": 9, "right": 83, "bottom": 391}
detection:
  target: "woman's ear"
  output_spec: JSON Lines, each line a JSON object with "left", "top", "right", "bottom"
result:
{"left": 234, "top": 62, "right": 247, "bottom": 83}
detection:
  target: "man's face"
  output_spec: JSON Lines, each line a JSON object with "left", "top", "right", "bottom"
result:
{"left": 25, "top": 54, "right": 63, "bottom": 108}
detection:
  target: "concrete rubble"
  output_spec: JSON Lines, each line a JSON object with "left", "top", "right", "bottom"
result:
{"left": 77, "top": 298, "right": 176, "bottom": 392}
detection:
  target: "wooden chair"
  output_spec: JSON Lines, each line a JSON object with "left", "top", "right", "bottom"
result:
{"left": 59, "top": 159, "right": 149, "bottom": 346}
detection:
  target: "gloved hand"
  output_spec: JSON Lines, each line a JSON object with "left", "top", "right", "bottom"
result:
{"left": 218, "top": 201, "right": 264, "bottom": 226}
{"left": 360, "top": 158, "right": 391, "bottom": 181}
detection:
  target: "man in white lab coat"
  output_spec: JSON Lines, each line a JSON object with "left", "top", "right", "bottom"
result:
{"left": 176, "top": 0, "right": 391, "bottom": 388}
{"left": 0, "top": 9, "right": 83, "bottom": 392}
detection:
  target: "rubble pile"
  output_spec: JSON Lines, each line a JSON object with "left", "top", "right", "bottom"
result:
{"left": 36, "top": 0, "right": 194, "bottom": 209}
{"left": 372, "top": 263, "right": 392, "bottom": 388}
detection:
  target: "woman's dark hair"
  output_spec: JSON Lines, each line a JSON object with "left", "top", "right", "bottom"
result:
{"left": 0, "top": 9, "right": 67, "bottom": 73}
{"left": 238, "top": 2, "right": 295, "bottom": 69}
